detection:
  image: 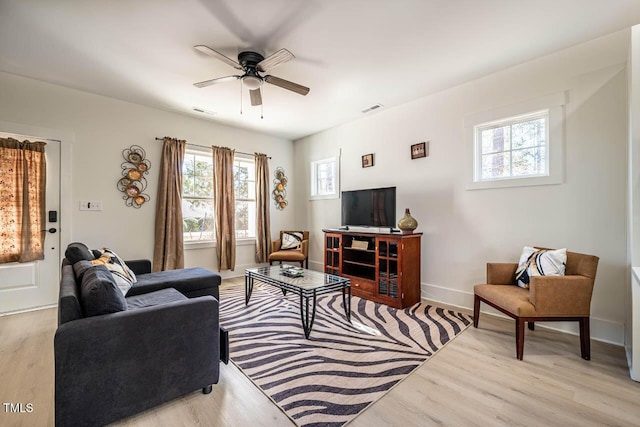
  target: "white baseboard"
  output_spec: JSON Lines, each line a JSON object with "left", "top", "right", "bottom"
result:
{"left": 0, "top": 303, "right": 57, "bottom": 317}
{"left": 421, "top": 282, "right": 624, "bottom": 346}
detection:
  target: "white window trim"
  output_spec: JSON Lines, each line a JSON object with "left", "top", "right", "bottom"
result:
{"left": 310, "top": 156, "right": 340, "bottom": 200}
{"left": 465, "top": 91, "right": 567, "bottom": 190}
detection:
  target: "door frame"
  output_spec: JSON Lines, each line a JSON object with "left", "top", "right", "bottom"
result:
{"left": 0, "top": 120, "right": 73, "bottom": 314}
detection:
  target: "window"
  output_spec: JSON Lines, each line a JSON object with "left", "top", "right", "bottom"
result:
{"left": 310, "top": 156, "right": 339, "bottom": 199}
{"left": 475, "top": 111, "right": 548, "bottom": 181}
{"left": 182, "top": 151, "right": 214, "bottom": 242}
{"left": 182, "top": 150, "right": 255, "bottom": 242}
{"left": 465, "top": 92, "right": 566, "bottom": 190}
{"left": 233, "top": 156, "right": 256, "bottom": 239}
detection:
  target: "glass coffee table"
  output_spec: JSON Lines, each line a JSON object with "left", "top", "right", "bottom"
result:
{"left": 245, "top": 266, "right": 351, "bottom": 339}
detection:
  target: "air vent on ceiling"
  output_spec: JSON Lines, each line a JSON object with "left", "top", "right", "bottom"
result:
{"left": 192, "top": 107, "right": 217, "bottom": 115}
{"left": 361, "top": 104, "right": 383, "bottom": 114}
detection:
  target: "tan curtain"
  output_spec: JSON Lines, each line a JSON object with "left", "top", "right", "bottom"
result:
{"left": 153, "top": 137, "right": 186, "bottom": 271}
{"left": 254, "top": 153, "right": 271, "bottom": 263}
{"left": 0, "top": 138, "right": 46, "bottom": 264}
{"left": 213, "top": 146, "right": 235, "bottom": 271}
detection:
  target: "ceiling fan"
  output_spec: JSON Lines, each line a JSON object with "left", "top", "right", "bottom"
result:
{"left": 193, "top": 45, "right": 310, "bottom": 108}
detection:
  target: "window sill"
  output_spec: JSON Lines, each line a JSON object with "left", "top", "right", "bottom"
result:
{"left": 184, "top": 238, "right": 256, "bottom": 251}
{"left": 466, "top": 174, "right": 562, "bottom": 190}
{"left": 310, "top": 193, "right": 339, "bottom": 201}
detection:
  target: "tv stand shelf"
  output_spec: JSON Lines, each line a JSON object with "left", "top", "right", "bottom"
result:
{"left": 323, "top": 229, "right": 422, "bottom": 309}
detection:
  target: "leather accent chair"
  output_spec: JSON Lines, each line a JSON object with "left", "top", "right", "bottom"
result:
{"left": 268, "top": 231, "right": 309, "bottom": 268}
{"left": 473, "top": 250, "right": 599, "bottom": 360}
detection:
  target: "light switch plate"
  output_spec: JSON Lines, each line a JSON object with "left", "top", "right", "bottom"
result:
{"left": 79, "top": 200, "right": 103, "bottom": 211}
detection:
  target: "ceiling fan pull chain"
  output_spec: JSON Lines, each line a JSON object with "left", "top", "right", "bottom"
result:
{"left": 261, "top": 92, "right": 264, "bottom": 119}
{"left": 240, "top": 83, "right": 243, "bottom": 115}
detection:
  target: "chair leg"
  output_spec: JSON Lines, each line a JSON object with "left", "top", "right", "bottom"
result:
{"left": 516, "top": 317, "right": 525, "bottom": 360}
{"left": 579, "top": 317, "right": 591, "bottom": 360}
{"left": 528, "top": 322, "right": 535, "bottom": 331}
{"left": 473, "top": 294, "right": 480, "bottom": 328}
{"left": 202, "top": 385, "right": 212, "bottom": 394}
{"left": 269, "top": 261, "right": 272, "bottom": 266}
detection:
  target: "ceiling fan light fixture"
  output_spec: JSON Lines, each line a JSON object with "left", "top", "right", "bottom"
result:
{"left": 242, "top": 75, "right": 262, "bottom": 90}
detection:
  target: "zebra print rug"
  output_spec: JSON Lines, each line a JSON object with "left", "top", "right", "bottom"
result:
{"left": 219, "top": 280, "right": 472, "bottom": 427}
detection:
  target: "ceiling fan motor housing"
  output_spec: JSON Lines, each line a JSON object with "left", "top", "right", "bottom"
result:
{"left": 238, "top": 51, "right": 265, "bottom": 89}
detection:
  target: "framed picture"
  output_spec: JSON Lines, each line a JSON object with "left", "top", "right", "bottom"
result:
{"left": 362, "top": 153, "right": 374, "bottom": 168}
{"left": 411, "top": 142, "right": 428, "bottom": 159}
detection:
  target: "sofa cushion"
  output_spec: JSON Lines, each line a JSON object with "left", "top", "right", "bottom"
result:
{"left": 91, "top": 248, "right": 137, "bottom": 296}
{"left": 515, "top": 247, "right": 567, "bottom": 289}
{"left": 281, "top": 231, "right": 304, "bottom": 250}
{"left": 127, "top": 267, "right": 221, "bottom": 299}
{"left": 125, "top": 288, "right": 188, "bottom": 310}
{"left": 80, "top": 265, "right": 127, "bottom": 317}
{"left": 65, "top": 242, "right": 95, "bottom": 264}
{"left": 72, "top": 260, "right": 95, "bottom": 282}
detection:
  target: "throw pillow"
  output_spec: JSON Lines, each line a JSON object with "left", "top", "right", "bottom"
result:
{"left": 91, "top": 248, "right": 137, "bottom": 296}
{"left": 72, "top": 260, "right": 95, "bottom": 282}
{"left": 65, "top": 242, "right": 95, "bottom": 264}
{"left": 515, "top": 246, "right": 567, "bottom": 289}
{"left": 281, "top": 231, "right": 304, "bottom": 250}
{"left": 80, "top": 265, "right": 127, "bottom": 317}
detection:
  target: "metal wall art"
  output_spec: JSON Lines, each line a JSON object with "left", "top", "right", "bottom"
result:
{"left": 117, "top": 145, "right": 151, "bottom": 208}
{"left": 272, "top": 167, "right": 288, "bottom": 210}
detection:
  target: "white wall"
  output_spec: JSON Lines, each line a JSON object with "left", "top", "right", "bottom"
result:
{"left": 0, "top": 71, "right": 295, "bottom": 276}
{"left": 294, "top": 30, "right": 629, "bottom": 345}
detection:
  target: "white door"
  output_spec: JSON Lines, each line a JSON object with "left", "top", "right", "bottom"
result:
{"left": 0, "top": 134, "right": 61, "bottom": 314}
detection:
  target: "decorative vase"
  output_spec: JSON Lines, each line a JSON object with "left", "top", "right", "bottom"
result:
{"left": 397, "top": 208, "right": 418, "bottom": 233}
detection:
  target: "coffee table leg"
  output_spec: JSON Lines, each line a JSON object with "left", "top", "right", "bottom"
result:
{"left": 342, "top": 285, "right": 351, "bottom": 322}
{"left": 300, "top": 291, "right": 317, "bottom": 339}
{"left": 245, "top": 275, "right": 254, "bottom": 305}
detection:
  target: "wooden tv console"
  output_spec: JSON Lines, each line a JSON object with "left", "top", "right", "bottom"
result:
{"left": 323, "top": 229, "right": 422, "bottom": 309}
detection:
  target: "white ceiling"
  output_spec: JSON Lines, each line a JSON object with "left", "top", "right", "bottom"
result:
{"left": 1, "top": 0, "right": 639, "bottom": 140}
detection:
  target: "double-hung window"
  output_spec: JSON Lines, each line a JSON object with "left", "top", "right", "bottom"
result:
{"left": 182, "top": 150, "right": 214, "bottom": 242}
{"left": 181, "top": 149, "right": 256, "bottom": 243}
{"left": 233, "top": 155, "right": 256, "bottom": 239}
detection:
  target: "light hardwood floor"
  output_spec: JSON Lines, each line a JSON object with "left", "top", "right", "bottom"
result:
{"left": 1, "top": 279, "right": 640, "bottom": 427}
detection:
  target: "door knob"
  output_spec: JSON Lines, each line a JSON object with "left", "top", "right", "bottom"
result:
{"left": 42, "top": 228, "right": 57, "bottom": 233}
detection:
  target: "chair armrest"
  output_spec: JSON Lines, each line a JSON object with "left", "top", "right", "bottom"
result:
{"left": 55, "top": 297, "right": 219, "bottom": 427}
{"left": 529, "top": 275, "right": 594, "bottom": 316}
{"left": 125, "top": 259, "right": 152, "bottom": 275}
{"left": 301, "top": 239, "right": 309, "bottom": 257}
{"left": 272, "top": 239, "right": 282, "bottom": 253}
{"left": 487, "top": 263, "right": 518, "bottom": 285}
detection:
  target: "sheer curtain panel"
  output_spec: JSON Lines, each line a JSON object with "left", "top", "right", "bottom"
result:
{"left": 0, "top": 138, "right": 46, "bottom": 264}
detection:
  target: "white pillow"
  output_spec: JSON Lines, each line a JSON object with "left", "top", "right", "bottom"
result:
{"left": 281, "top": 232, "right": 304, "bottom": 250}
{"left": 515, "top": 246, "right": 567, "bottom": 289}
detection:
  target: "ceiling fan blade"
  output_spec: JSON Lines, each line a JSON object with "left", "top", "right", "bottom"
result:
{"left": 257, "top": 48, "right": 295, "bottom": 72}
{"left": 193, "top": 75, "right": 240, "bottom": 88}
{"left": 250, "top": 89, "right": 262, "bottom": 106}
{"left": 264, "top": 75, "right": 310, "bottom": 96}
{"left": 194, "top": 45, "right": 242, "bottom": 70}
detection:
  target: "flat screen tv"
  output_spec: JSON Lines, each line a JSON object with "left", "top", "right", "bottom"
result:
{"left": 341, "top": 187, "right": 396, "bottom": 228}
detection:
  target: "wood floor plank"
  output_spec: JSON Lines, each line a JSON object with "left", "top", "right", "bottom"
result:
{"left": 1, "top": 279, "right": 639, "bottom": 427}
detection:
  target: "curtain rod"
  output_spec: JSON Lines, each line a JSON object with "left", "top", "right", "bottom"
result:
{"left": 155, "top": 137, "right": 271, "bottom": 159}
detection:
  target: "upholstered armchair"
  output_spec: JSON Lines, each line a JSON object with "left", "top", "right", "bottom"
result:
{"left": 473, "top": 250, "right": 599, "bottom": 360}
{"left": 268, "top": 231, "right": 309, "bottom": 268}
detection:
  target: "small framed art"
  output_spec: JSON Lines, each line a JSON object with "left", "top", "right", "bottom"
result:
{"left": 362, "top": 153, "right": 374, "bottom": 168}
{"left": 411, "top": 142, "right": 428, "bottom": 159}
